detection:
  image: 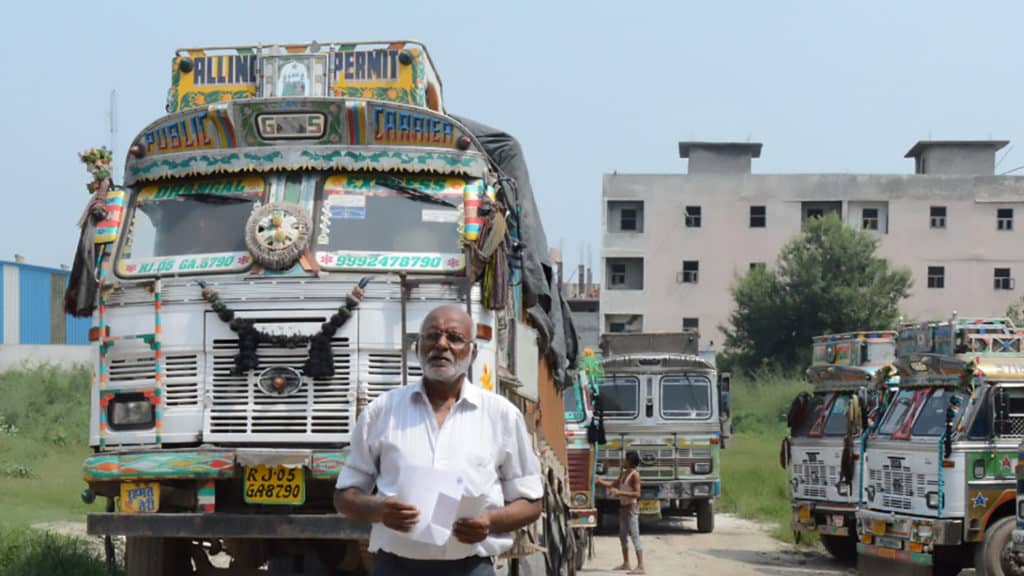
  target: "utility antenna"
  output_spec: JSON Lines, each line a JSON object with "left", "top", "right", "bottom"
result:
{"left": 108, "top": 89, "right": 118, "bottom": 181}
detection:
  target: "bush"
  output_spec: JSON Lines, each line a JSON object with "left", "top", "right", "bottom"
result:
{"left": 0, "top": 528, "right": 118, "bottom": 576}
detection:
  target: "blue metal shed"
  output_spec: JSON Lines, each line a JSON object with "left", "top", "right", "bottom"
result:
{"left": 1, "top": 259, "right": 90, "bottom": 346}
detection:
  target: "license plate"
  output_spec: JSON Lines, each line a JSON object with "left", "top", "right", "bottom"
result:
{"left": 639, "top": 499, "right": 661, "bottom": 515}
{"left": 876, "top": 536, "right": 903, "bottom": 550}
{"left": 870, "top": 520, "right": 887, "bottom": 535}
{"left": 120, "top": 482, "right": 159, "bottom": 513}
{"left": 244, "top": 465, "right": 305, "bottom": 505}
{"left": 797, "top": 505, "right": 812, "bottom": 521}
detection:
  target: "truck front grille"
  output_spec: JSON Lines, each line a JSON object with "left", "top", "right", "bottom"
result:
{"left": 206, "top": 338, "right": 353, "bottom": 440}
{"left": 107, "top": 353, "right": 200, "bottom": 406}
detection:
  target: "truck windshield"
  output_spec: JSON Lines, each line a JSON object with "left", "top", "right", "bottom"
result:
{"left": 660, "top": 375, "right": 711, "bottom": 419}
{"left": 823, "top": 393, "right": 852, "bottom": 436}
{"left": 601, "top": 375, "right": 639, "bottom": 419}
{"left": 912, "top": 388, "right": 963, "bottom": 437}
{"left": 792, "top": 394, "right": 826, "bottom": 437}
{"left": 118, "top": 177, "right": 263, "bottom": 276}
{"left": 124, "top": 180, "right": 261, "bottom": 258}
{"left": 564, "top": 384, "right": 585, "bottom": 423}
{"left": 315, "top": 174, "right": 465, "bottom": 272}
{"left": 878, "top": 389, "right": 916, "bottom": 437}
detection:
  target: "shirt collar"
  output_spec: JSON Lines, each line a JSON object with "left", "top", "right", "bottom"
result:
{"left": 413, "top": 377, "right": 481, "bottom": 408}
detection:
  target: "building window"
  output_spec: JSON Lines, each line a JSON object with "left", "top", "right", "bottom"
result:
{"left": 930, "top": 206, "right": 946, "bottom": 229}
{"left": 749, "top": 262, "right": 766, "bottom": 271}
{"left": 685, "top": 205, "right": 702, "bottom": 228}
{"left": 606, "top": 314, "right": 643, "bottom": 333}
{"left": 927, "top": 266, "right": 945, "bottom": 289}
{"left": 607, "top": 201, "right": 644, "bottom": 233}
{"left": 994, "top": 268, "right": 1014, "bottom": 290}
{"left": 678, "top": 260, "right": 699, "bottom": 284}
{"left": 862, "top": 208, "right": 879, "bottom": 230}
{"left": 683, "top": 317, "right": 699, "bottom": 331}
{"left": 621, "top": 209, "right": 638, "bottom": 231}
{"left": 998, "top": 208, "right": 1014, "bottom": 231}
{"left": 606, "top": 257, "right": 644, "bottom": 290}
{"left": 610, "top": 263, "right": 626, "bottom": 287}
{"left": 750, "top": 206, "right": 766, "bottom": 228}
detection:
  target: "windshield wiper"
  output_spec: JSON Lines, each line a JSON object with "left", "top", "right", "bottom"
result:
{"left": 374, "top": 177, "right": 456, "bottom": 208}
{"left": 179, "top": 193, "right": 253, "bottom": 205}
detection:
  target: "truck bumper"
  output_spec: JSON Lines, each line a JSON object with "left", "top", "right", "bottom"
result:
{"left": 569, "top": 507, "right": 597, "bottom": 529}
{"left": 83, "top": 448, "right": 346, "bottom": 482}
{"left": 856, "top": 509, "right": 962, "bottom": 565}
{"left": 87, "top": 513, "right": 370, "bottom": 540}
{"left": 791, "top": 500, "right": 855, "bottom": 537}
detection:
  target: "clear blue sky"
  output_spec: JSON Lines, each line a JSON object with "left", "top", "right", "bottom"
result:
{"left": 4, "top": 1, "right": 1023, "bottom": 271}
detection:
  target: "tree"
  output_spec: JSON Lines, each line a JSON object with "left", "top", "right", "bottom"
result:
{"left": 1008, "top": 295, "right": 1024, "bottom": 327}
{"left": 721, "top": 213, "right": 913, "bottom": 373}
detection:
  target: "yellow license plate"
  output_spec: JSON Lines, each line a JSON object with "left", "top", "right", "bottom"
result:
{"left": 120, "top": 482, "right": 159, "bottom": 513}
{"left": 870, "top": 520, "right": 887, "bottom": 535}
{"left": 639, "top": 499, "right": 661, "bottom": 514}
{"left": 244, "top": 465, "right": 305, "bottom": 505}
{"left": 797, "top": 505, "right": 812, "bottom": 521}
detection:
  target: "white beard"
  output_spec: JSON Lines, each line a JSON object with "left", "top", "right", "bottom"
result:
{"left": 421, "top": 352, "right": 473, "bottom": 385}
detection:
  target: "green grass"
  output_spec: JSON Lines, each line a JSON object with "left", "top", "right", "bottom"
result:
{"left": 719, "top": 371, "right": 814, "bottom": 544}
{"left": 0, "top": 365, "right": 106, "bottom": 528}
{"left": 0, "top": 527, "right": 115, "bottom": 576}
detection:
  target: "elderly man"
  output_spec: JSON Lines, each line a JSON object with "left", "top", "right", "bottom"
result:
{"left": 334, "top": 305, "right": 543, "bottom": 575}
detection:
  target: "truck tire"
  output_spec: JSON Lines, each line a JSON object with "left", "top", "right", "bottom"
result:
{"left": 976, "top": 516, "right": 1015, "bottom": 576}
{"left": 820, "top": 533, "right": 857, "bottom": 564}
{"left": 125, "top": 537, "right": 191, "bottom": 576}
{"left": 695, "top": 500, "right": 714, "bottom": 534}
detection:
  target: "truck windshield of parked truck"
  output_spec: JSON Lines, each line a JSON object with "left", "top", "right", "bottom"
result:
{"left": 121, "top": 178, "right": 263, "bottom": 261}
{"left": 601, "top": 374, "right": 639, "bottom": 418}
{"left": 660, "top": 375, "right": 711, "bottom": 419}
{"left": 911, "top": 388, "right": 964, "bottom": 436}
{"left": 316, "top": 174, "right": 466, "bottom": 270}
{"left": 822, "top": 394, "right": 852, "bottom": 436}
{"left": 564, "top": 384, "right": 585, "bottom": 423}
{"left": 877, "top": 388, "right": 916, "bottom": 437}
{"left": 792, "top": 394, "right": 826, "bottom": 437}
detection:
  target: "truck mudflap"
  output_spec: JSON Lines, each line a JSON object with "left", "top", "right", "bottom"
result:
{"left": 791, "top": 501, "right": 855, "bottom": 536}
{"left": 87, "top": 513, "right": 370, "bottom": 540}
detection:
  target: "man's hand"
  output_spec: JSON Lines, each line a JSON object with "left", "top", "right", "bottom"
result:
{"left": 453, "top": 512, "right": 492, "bottom": 544}
{"left": 379, "top": 496, "right": 419, "bottom": 533}
{"left": 609, "top": 487, "right": 621, "bottom": 497}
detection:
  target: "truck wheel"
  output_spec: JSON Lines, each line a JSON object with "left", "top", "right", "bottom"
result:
{"left": 695, "top": 500, "right": 714, "bottom": 534}
{"left": 125, "top": 537, "right": 191, "bottom": 576}
{"left": 820, "top": 533, "right": 857, "bottom": 564}
{"left": 976, "top": 516, "right": 1015, "bottom": 576}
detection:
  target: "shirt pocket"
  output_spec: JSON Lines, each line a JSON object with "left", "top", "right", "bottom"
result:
{"left": 460, "top": 449, "right": 498, "bottom": 496}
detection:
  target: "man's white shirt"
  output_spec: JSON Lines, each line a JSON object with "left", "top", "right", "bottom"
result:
{"left": 336, "top": 378, "right": 544, "bottom": 560}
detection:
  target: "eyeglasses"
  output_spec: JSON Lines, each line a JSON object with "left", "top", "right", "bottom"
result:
{"left": 421, "top": 330, "right": 471, "bottom": 347}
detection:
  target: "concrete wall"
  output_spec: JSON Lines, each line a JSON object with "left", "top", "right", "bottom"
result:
{"left": 601, "top": 173, "right": 1024, "bottom": 351}
{"left": 0, "top": 344, "right": 93, "bottom": 371}
{"left": 920, "top": 146, "right": 995, "bottom": 176}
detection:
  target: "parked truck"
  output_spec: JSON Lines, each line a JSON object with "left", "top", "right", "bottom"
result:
{"left": 70, "top": 40, "right": 581, "bottom": 575}
{"left": 594, "top": 331, "right": 724, "bottom": 533}
{"left": 856, "top": 318, "right": 1024, "bottom": 576}
{"left": 563, "top": 349, "right": 602, "bottom": 569}
{"left": 784, "top": 331, "right": 897, "bottom": 561}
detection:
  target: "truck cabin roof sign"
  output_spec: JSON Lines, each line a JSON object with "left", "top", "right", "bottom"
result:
{"left": 168, "top": 41, "right": 444, "bottom": 113}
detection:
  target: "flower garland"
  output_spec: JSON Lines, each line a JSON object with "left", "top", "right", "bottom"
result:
{"left": 80, "top": 147, "right": 113, "bottom": 191}
{"left": 198, "top": 280, "right": 365, "bottom": 378}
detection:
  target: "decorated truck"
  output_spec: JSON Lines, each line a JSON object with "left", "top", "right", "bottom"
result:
{"left": 856, "top": 318, "right": 1024, "bottom": 576}
{"left": 67, "top": 41, "right": 582, "bottom": 575}
{"left": 783, "top": 331, "right": 897, "bottom": 562}
{"left": 594, "top": 331, "right": 723, "bottom": 533}
{"left": 562, "top": 349, "right": 603, "bottom": 570}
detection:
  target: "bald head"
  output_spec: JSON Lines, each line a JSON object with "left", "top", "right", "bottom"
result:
{"left": 418, "top": 305, "right": 476, "bottom": 388}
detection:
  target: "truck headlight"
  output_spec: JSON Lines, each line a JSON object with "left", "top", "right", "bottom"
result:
{"left": 926, "top": 492, "right": 939, "bottom": 509}
{"left": 693, "top": 483, "right": 711, "bottom": 497}
{"left": 108, "top": 394, "right": 155, "bottom": 430}
{"left": 693, "top": 461, "right": 712, "bottom": 474}
{"left": 573, "top": 492, "right": 588, "bottom": 507}
{"left": 1017, "top": 499, "right": 1024, "bottom": 520}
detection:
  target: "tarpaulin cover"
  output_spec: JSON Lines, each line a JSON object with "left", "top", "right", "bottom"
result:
{"left": 455, "top": 116, "right": 578, "bottom": 388}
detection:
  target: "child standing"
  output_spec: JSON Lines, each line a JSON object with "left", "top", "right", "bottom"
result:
{"left": 596, "top": 450, "right": 644, "bottom": 574}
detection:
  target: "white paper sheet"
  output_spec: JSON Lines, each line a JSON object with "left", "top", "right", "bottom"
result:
{"left": 396, "top": 464, "right": 466, "bottom": 546}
